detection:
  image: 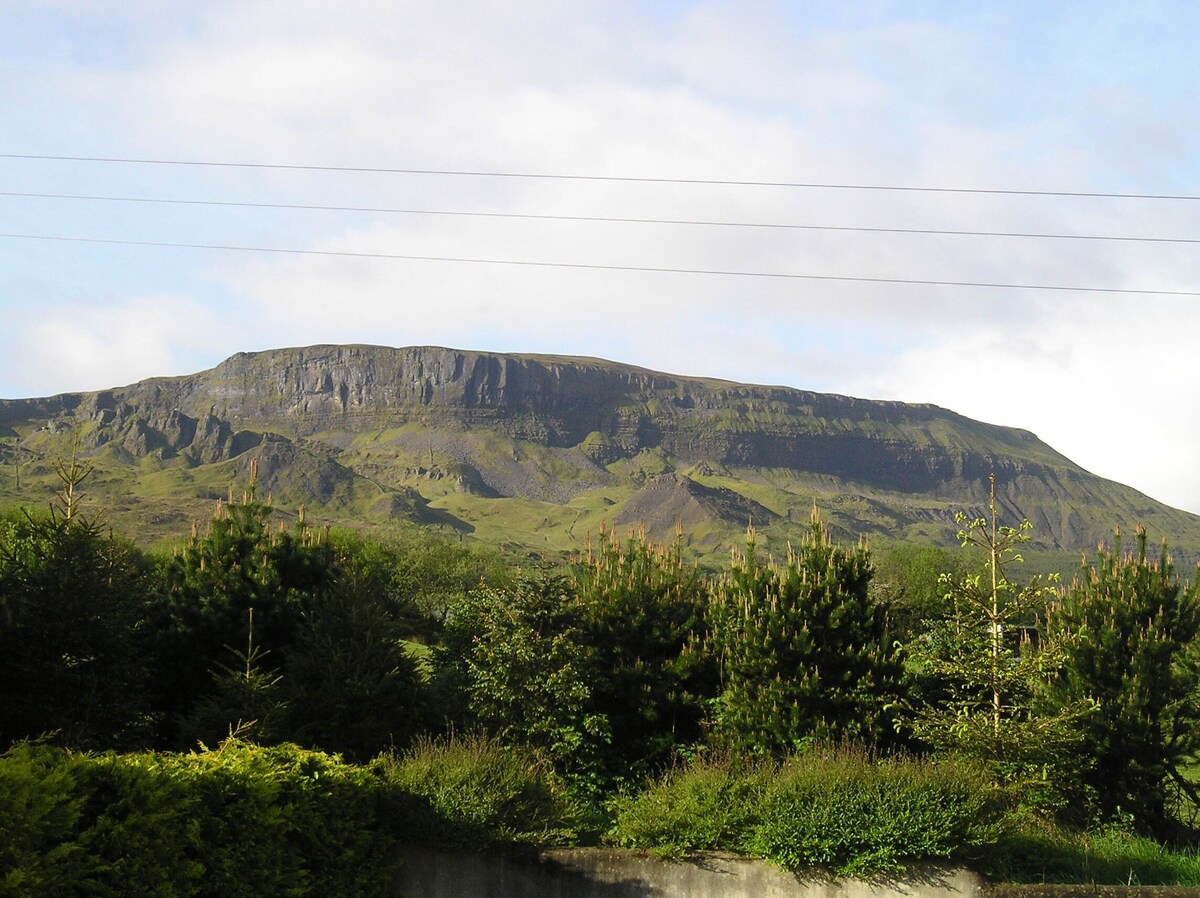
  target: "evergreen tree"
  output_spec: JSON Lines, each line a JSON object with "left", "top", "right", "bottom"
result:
{"left": 1046, "top": 526, "right": 1200, "bottom": 834}
{"left": 904, "top": 476, "right": 1090, "bottom": 809}
{"left": 0, "top": 451, "right": 153, "bottom": 750}
{"left": 710, "top": 510, "right": 903, "bottom": 754}
{"left": 571, "top": 527, "right": 715, "bottom": 783}
{"left": 153, "top": 471, "right": 334, "bottom": 746}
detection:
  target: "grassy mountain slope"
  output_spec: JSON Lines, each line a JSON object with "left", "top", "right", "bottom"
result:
{"left": 2, "top": 344, "right": 1197, "bottom": 563}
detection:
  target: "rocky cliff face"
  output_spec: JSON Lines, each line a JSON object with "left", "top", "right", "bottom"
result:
{"left": 2, "top": 344, "right": 1196, "bottom": 556}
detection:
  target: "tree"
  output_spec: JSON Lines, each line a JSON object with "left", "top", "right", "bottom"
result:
{"left": 437, "top": 574, "right": 610, "bottom": 791}
{"left": 153, "top": 472, "right": 334, "bottom": 746}
{"left": 0, "top": 474, "right": 153, "bottom": 750}
{"left": 1045, "top": 526, "right": 1200, "bottom": 834}
{"left": 278, "top": 557, "right": 426, "bottom": 761}
{"left": 904, "top": 476, "right": 1090, "bottom": 807}
{"left": 570, "top": 527, "right": 715, "bottom": 783}
{"left": 709, "top": 510, "right": 904, "bottom": 754}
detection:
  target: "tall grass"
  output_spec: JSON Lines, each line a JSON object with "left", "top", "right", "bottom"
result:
{"left": 377, "top": 733, "right": 580, "bottom": 849}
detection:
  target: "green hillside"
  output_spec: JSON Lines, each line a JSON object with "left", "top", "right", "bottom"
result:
{"left": 2, "top": 344, "right": 1197, "bottom": 564}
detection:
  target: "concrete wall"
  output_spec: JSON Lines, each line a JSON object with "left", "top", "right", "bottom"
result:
{"left": 394, "top": 847, "right": 987, "bottom": 898}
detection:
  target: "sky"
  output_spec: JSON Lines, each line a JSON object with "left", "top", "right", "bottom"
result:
{"left": 2, "top": 1, "right": 1199, "bottom": 511}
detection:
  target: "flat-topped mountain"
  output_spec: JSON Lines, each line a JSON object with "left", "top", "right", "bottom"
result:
{"left": 2, "top": 344, "right": 1197, "bottom": 560}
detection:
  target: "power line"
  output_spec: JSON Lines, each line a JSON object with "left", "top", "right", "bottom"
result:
{"left": 3, "top": 152, "right": 1199, "bottom": 201}
{"left": 3, "top": 190, "right": 1199, "bottom": 245}
{"left": 2, "top": 231, "right": 1196, "bottom": 296}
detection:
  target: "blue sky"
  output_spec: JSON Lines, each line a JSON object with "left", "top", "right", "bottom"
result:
{"left": 2, "top": 1, "right": 1200, "bottom": 513}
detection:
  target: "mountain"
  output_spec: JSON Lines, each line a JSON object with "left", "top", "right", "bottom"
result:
{"left": 2, "top": 344, "right": 1198, "bottom": 562}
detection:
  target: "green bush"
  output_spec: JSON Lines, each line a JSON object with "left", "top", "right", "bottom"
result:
{"left": 74, "top": 752, "right": 201, "bottom": 898}
{"left": 0, "top": 741, "right": 397, "bottom": 898}
{"left": 607, "top": 753, "right": 773, "bottom": 856}
{"left": 380, "top": 733, "right": 579, "bottom": 849}
{"left": 161, "top": 742, "right": 395, "bottom": 898}
{"left": 609, "top": 747, "right": 1004, "bottom": 876}
{"left": 0, "top": 743, "right": 88, "bottom": 896}
{"left": 748, "top": 749, "right": 1003, "bottom": 875}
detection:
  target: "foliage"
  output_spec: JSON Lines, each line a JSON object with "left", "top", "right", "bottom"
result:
{"left": 871, "top": 542, "right": 963, "bottom": 642}
{"left": 0, "top": 740, "right": 397, "bottom": 898}
{"left": 278, "top": 574, "right": 426, "bottom": 761}
{"left": 709, "top": 512, "right": 904, "bottom": 754}
{"left": 990, "top": 812, "right": 1200, "bottom": 886}
{"left": 177, "top": 610, "right": 288, "bottom": 750}
{"left": 379, "top": 733, "right": 579, "bottom": 848}
{"left": 1045, "top": 527, "right": 1200, "bottom": 835}
{"left": 570, "top": 527, "right": 715, "bottom": 784}
{"left": 0, "top": 507, "right": 153, "bottom": 750}
{"left": 903, "top": 479, "right": 1092, "bottom": 807}
{"left": 608, "top": 746, "right": 1004, "bottom": 876}
{"left": 0, "top": 742, "right": 89, "bottom": 896}
{"left": 437, "top": 574, "right": 611, "bottom": 791}
{"left": 606, "top": 752, "right": 773, "bottom": 857}
{"left": 153, "top": 477, "right": 335, "bottom": 745}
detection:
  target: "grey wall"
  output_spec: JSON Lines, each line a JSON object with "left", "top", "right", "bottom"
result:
{"left": 394, "top": 848, "right": 986, "bottom": 898}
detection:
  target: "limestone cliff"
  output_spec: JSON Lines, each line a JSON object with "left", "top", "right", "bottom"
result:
{"left": 2, "top": 344, "right": 1196, "bottom": 557}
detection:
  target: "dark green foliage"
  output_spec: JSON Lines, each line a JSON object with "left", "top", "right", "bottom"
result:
{"left": 0, "top": 509, "right": 153, "bottom": 750}
{"left": 608, "top": 748, "right": 1004, "bottom": 876}
{"left": 177, "top": 617, "right": 288, "bottom": 750}
{"left": 438, "top": 574, "right": 610, "bottom": 790}
{"left": 154, "top": 489, "right": 334, "bottom": 745}
{"left": 379, "top": 733, "right": 579, "bottom": 848}
{"left": 709, "top": 514, "right": 904, "bottom": 753}
{"left": 1045, "top": 527, "right": 1200, "bottom": 834}
{"left": 571, "top": 528, "right": 715, "bottom": 783}
{"left": 278, "top": 578, "right": 425, "bottom": 760}
{"left": 155, "top": 490, "right": 428, "bottom": 757}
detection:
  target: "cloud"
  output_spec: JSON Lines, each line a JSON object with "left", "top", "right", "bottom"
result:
{"left": 844, "top": 296, "right": 1200, "bottom": 512}
{"left": 4, "top": 1, "right": 1200, "bottom": 512}
{"left": 2, "top": 295, "right": 220, "bottom": 396}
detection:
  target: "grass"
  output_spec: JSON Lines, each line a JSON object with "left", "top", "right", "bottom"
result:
{"left": 990, "top": 816, "right": 1200, "bottom": 886}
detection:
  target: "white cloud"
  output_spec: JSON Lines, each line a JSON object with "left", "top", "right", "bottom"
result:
{"left": 3, "top": 295, "right": 219, "bottom": 396}
{"left": 4, "top": 1, "right": 1200, "bottom": 513}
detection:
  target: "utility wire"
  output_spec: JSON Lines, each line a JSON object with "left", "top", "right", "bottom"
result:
{"left": 3, "top": 190, "right": 1198, "bottom": 245}
{"left": 3, "top": 152, "right": 1199, "bottom": 201}
{"left": 1, "top": 231, "right": 1196, "bottom": 296}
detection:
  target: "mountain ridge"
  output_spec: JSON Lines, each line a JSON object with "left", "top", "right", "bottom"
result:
{"left": 1, "top": 344, "right": 1195, "bottom": 561}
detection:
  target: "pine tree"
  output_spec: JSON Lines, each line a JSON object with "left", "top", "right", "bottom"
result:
{"left": 570, "top": 527, "right": 715, "bottom": 782}
{"left": 710, "top": 509, "right": 903, "bottom": 754}
{"left": 153, "top": 468, "right": 333, "bottom": 745}
{"left": 1046, "top": 526, "right": 1200, "bottom": 834}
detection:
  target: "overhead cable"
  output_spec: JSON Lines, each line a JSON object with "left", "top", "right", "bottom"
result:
{"left": 1, "top": 231, "right": 1195, "bottom": 296}
{"left": 3, "top": 190, "right": 1198, "bottom": 244}
{"left": 2, "top": 153, "right": 1199, "bottom": 201}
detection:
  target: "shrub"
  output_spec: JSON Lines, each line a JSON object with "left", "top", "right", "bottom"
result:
{"left": 379, "top": 733, "right": 579, "bottom": 849}
{"left": 748, "top": 748, "right": 1004, "bottom": 875}
{"left": 608, "top": 746, "right": 1004, "bottom": 876}
{"left": 0, "top": 743, "right": 88, "bottom": 895}
{"left": 607, "top": 753, "right": 773, "bottom": 856}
